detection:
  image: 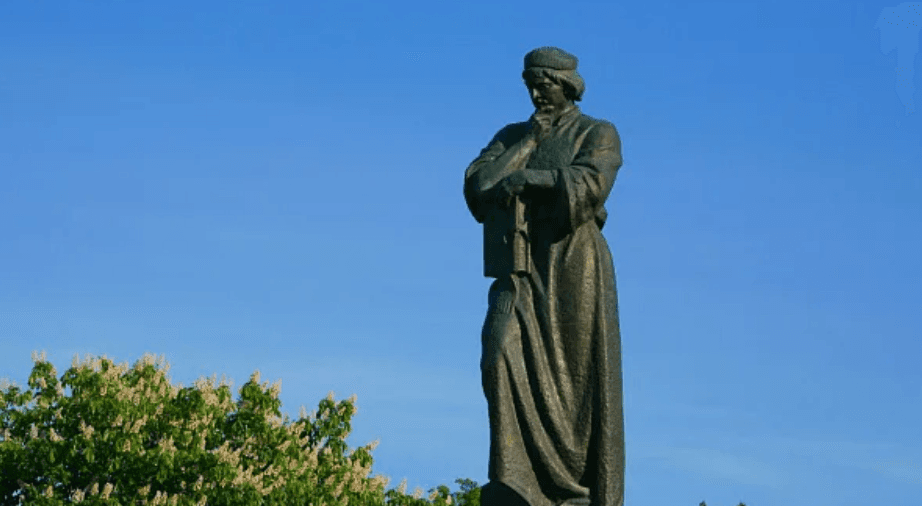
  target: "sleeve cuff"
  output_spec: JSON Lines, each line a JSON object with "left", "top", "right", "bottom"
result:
{"left": 527, "top": 170, "right": 557, "bottom": 188}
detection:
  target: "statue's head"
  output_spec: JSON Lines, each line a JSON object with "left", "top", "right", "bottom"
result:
{"left": 522, "top": 47, "right": 585, "bottom": 109}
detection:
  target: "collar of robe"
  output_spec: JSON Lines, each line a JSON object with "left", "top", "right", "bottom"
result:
{"left": 550, "top": 104, "right": 580, "bottom": 127}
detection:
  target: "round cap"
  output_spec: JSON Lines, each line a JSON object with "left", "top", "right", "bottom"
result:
{"left": 524, "top": 47, "right": 578, "bottom": 71}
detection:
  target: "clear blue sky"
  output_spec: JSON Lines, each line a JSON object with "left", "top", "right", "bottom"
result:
{"left": 2, "top": 1, "right": 920, "bottom": 505}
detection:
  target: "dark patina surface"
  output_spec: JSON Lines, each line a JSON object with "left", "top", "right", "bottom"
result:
{"left": 464, "top": 47, "right": 625, "bottom": 506}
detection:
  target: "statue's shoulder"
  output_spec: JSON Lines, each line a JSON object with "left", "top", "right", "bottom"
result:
{"left": 576, "top": 113, "right": 619, "bottom": 144}
{"left": 490, "top": 121, "right": 531, "bottom": 144}
{"left": 577, "top": 113, "right": 616, "bottom": 132}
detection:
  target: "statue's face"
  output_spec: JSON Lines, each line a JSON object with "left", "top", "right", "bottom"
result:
{"left": 526, "top": 75, "right": 569, "bottom": 115}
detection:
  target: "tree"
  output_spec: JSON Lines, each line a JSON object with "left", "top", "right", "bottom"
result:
{"left": 0, "top": 352, "right": 461, "bottom": 505}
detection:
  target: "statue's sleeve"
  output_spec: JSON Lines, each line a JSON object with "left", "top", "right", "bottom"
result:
{"left": 554, "top": 121, "right": 622, "bottom": 232}
{"left": 464, "top": 127, "right": 513, "bottom": 224}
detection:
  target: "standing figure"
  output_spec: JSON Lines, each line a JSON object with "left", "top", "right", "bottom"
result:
{"left": 464, "top": 47, "right": 625, "bottom": 506}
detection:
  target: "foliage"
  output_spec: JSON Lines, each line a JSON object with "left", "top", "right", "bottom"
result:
{"left": 383, "top": 478, "right": 480, "bottom": 506}
{"left": 0, "top": 352, "right": 479, "bottom": 506}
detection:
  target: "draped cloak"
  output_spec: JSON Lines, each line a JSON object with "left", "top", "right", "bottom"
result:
{"left": 463, "top": 106, "right": 624, "bottom": 506}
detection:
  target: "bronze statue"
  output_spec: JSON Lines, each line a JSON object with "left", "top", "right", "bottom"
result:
{"left": 464, "top": 47, "right": 625, "bottom": 506}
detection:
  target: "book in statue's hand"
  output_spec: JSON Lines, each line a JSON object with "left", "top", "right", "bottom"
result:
{"left": 483, "top": 195, "right": 529, "bottom": 279}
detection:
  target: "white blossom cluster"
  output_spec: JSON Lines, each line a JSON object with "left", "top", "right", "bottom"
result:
{"left": 0, "top": 351, "right": 417, "bottom": 505}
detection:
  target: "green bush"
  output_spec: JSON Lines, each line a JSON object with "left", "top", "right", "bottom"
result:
{"left": 0, "top": 352, "right": 479, "bottom": 506}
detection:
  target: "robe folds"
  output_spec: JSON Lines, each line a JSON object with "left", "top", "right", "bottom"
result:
{"left": 464, "top": 106, "right": 624, "bottom": 506}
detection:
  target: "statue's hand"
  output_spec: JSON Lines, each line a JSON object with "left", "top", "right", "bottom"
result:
{"left": 497, "top": 171, "right": 528, "bottom": 207}
{"left": 529, "top": 113, "right": 552, "bottom": 143}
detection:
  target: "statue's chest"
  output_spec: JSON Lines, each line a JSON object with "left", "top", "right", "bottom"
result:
{"left": 527, "top": 128, "right": 580, "bottom": 171}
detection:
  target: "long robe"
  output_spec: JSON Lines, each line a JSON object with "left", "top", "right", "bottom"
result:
{"left": 464, "top": 106, "right": 624, "bottom": 506}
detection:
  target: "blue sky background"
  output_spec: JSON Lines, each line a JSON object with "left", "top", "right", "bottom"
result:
{"left": 1, "top": 1, "right": 920, "bottom": 505}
